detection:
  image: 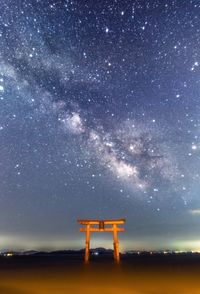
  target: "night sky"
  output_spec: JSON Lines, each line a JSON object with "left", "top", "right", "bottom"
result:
{"left": 1, "top": 0, "right": 200, "bottom": 251}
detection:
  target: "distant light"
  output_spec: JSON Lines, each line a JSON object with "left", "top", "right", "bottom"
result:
{"left": 5, "top": 253, "right": 13, "bottom": 257}
{"left": 192, "top": 250, "right": 200, "bottom": 254}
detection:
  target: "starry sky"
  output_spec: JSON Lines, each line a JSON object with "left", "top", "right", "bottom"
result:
{"left": 1, "top": 0, "right": 200, "bottom": 251}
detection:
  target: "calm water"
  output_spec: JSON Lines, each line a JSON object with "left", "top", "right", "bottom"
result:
{"left": 0, "top": 254, "right": 200, "bottom": 294}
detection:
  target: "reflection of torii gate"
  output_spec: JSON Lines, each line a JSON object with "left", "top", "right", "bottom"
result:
{"left": 77, "top": 219, "right": 125, "bottom": 262}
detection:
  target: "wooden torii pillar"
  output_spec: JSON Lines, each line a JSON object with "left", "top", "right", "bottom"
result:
{"left": 77, "top": 219, "right": 125, "bottom": 262}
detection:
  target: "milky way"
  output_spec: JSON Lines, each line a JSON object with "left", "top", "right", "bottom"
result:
{"left": 0, "top": 0, "right": 200, "bottom": 250}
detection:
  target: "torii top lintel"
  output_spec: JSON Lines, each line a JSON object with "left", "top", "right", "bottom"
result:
{"left": 77, "top": 219, "right": 126, "bottom": 225}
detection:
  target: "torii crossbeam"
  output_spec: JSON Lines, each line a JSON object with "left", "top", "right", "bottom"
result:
{"left": 77, "top": 219, "right": 125, "bottom": 262}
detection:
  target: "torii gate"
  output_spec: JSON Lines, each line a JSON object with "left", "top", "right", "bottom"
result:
{"left": 77, "top": 219, "right": 125, "bottom": 262}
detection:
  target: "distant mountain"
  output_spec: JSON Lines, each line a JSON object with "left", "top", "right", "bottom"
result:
{"left": 0, "top": 248, "right": 114, "bottom": 256}
{"left": 90, "top": 247, "right": 113, "bottom": 254}
{"left": 22, "top": 250, "right": 39, "bottom": 255}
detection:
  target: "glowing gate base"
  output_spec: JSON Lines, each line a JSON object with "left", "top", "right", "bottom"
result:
{"left": 77, "top": 219, "right": 125, "bottom": 262}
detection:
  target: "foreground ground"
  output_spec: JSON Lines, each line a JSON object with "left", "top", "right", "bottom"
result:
{"left": 1, "top": 254, "right": 200, "bottom": 294}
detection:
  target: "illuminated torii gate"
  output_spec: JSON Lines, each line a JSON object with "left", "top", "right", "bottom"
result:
{"left": 77, "top": 219, "right": 125, "bottom": 262}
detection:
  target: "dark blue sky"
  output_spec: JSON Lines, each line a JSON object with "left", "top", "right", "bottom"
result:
{"left": 0, "top": 0, "right": 200, "bottom": 251}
